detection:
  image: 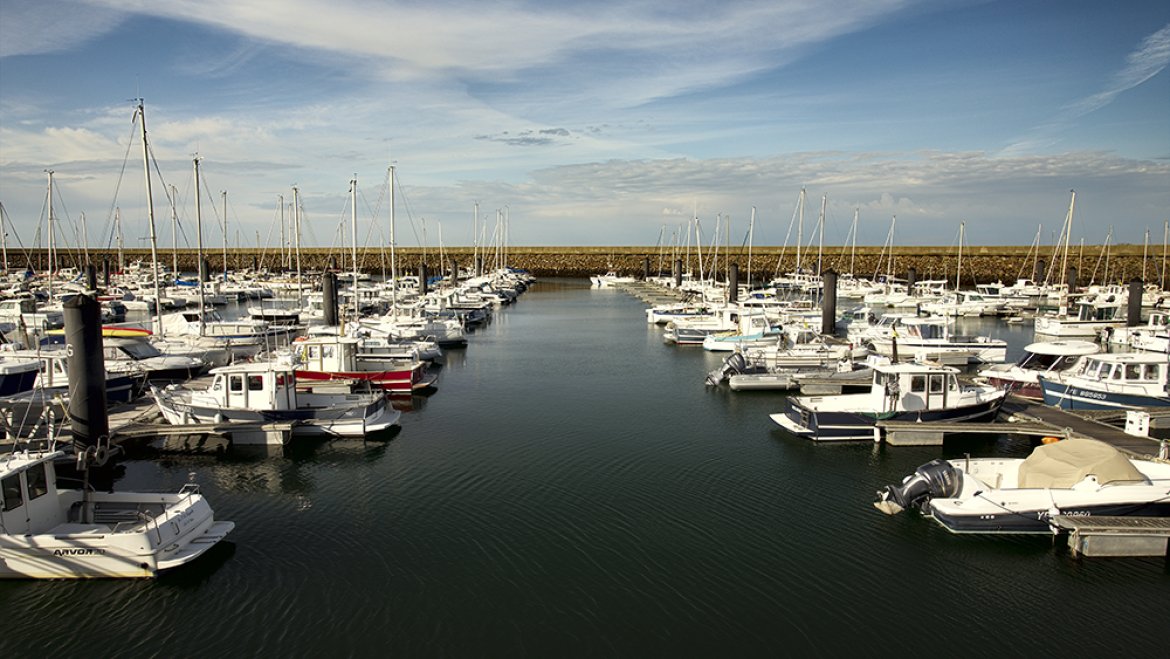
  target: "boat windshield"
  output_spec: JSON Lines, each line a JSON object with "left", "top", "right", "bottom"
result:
{"left": 119, "top": 341, "right": 162, "bottom": 360}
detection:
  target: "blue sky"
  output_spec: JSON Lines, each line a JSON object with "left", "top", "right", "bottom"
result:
{"left": 1, "top": 0, "right": 1167, "bottom": 252}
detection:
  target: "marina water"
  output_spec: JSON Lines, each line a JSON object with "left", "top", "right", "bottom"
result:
{"left": 2, "top": 279, "right": 1165, "bottom": 656}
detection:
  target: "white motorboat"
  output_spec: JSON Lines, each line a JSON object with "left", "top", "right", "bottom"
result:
{"left": 1033, "top": 294, "right": 1126, "bottom": 338}
{"left": 0, "top": 449, "right": 234, "bottom": 578}
{"left": 770, "top": 361, "right": 1007, "bottom": 441}
{"left": 874, "top": 438, "right": 1170, "bottom": 534}
{"left": 977, "top": 339, "right": 1099, "bottom": 399}
{"left": 866, "top": 316, "right": 1007, "bottom": 364}
{"left": 151, "top": 359, "right": 401, "bottom": 441}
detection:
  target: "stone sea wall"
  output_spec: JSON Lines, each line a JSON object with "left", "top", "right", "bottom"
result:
{"left": 15, "top": 245, "right": 1162, "bottom": 286}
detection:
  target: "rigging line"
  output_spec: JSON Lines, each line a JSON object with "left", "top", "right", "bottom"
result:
{"left": 99, "top": 117, "right": 140, "bottom": 252}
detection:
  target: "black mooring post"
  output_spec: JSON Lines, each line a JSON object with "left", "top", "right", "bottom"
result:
{"left": 822, "top": 270, "right": 838, "bottom": 336}
{"left": 643, "top": 257, "right": 650, "bottom": 281}
{"left": 85, "top": 264, "right": 97, "bottom": 291}
{"left": 907, "top": 267, "right": 917, "bottom": 290}
{"left": 1066, "top": 267, "right": 1078, "bottom": 293}
{"left": 674, "top": 259, "right": 683, "bottom": 288}
{"left": 1035, "top": 259, "right": 1046, "bottom": 283}
{"left": 729, "top": 264, "right": 739, "bottom": 303}
{"left": 102, "top": 258, "right": 110, "bottom": 287}
{"left": 419, "top": 263, "right": 429, "bottom": 295}
{"left": 1128, "top": 279, "right": 1143, "bottom": 327}
{"left": 323, "top": 271, "right": 338, "bottom": 327}
{"left": 475, "top": 256, "right": 484, "bottom": 278}
{"left": 64, "top": 294, "right": 109, "bottom": 452}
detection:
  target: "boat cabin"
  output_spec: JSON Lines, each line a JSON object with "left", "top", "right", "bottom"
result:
{"left": 870, "top": 363, "right": 962, "bottom": 413}
{"left": 1, "top": 451, "right": 64, "bottom": 536}
{"left": 205, "top": 363, "right": 298, "bottom": 411}
{"left": 1071, "top": 354, "right": 1168, "bottom": 389}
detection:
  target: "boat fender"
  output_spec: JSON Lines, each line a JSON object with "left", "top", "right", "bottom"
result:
{"left": 214, "top": 413, "right": 225, "bottom": 424}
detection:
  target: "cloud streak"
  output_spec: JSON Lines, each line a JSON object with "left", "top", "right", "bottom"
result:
{"left": 1002, "top": 23, "right": 1170, "bottom": 155}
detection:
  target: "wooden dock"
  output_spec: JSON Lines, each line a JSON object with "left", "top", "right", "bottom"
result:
{"left": 1052, "top": 516, "right": 1170, "bottom": 557}
{"left": 878, "top": 394, "right": 1170, "bottom": 459}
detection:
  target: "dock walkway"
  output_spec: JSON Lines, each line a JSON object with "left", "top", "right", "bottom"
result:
{"left": 879, "top": 394, "right": 1170, "bottom": 459}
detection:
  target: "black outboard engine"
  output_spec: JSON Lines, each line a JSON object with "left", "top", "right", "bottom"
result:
{"left": 706, "top": 351, "right": 748, "bottom": 386}
{"left": 874, "top": 459, "right": 961, "bottom": 515}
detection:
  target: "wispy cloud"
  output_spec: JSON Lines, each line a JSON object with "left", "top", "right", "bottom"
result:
{"left": 0, "top": 0, "right": 126, "bottom": 57}
{"left": 1002, "top": 23, "right": 1170, "bottom": 156}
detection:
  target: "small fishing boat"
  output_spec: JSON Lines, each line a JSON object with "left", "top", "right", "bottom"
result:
{"left": 874, "top": 438, "right": 1170, "bottom": 534}
{"left": 291, "top": 334, "right": 436, "bottom": 394}
{"left": 1038, "top": 351, "right": 1170, "bottom": 411}
{"left": 151, "top": 359, "right": 401, "bottom": 439}
{"left": 0, "top": 449, "right": 234, "bottom": 578}
{"left": 770, "top": 361, "right": 1007, "bottom": 441}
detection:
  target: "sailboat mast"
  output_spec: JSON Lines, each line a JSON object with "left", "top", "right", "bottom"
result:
{"left": 136, "top": 101, "right": 163, "bottom": 332}
{"left": 350, "top": 175, "right": 360, "bottom": 322}
{"left": 46, "top": 170, "right": 55, "bottom": 301}
{"left": 956, "top": 221, "right": 965, "bottom": 290}
{"left": 221, "top": 191, "right": 229, "bottom": 281}
{"left": 293, "top": 186, "right": 302, "bottom": 304}
{"left": 170, "top": 184, "right": 179, "bottom": 278}
{"left": 278, "top": 194, "right": 285, "bottom": 273}
{"left": 1060, "top": 190, "right": 1075, "bottom": 291}
{"left": 795, "top": 187, "right": 805, "bottom": 273}
{"left": 1142, "top": 228, "right": 1149, "bottom": 282}
{"left": 747, "top": 206, "right": 755, "bottom": 288}
{"left": 817, "top": 194, "right": 826, "bottom": 277}
{"left": 850, "top": 207, "right": 859, "bottom": 275}
{"left": 389, "top": 165, "right": 397, "bottom": 308}
{"left": 193, "top": 156, "right": 206, "bottom": 333}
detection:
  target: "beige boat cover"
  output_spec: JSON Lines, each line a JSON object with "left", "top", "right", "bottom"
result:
{"left": 1017, "top": 438, "right": 1147, "bottom": 489}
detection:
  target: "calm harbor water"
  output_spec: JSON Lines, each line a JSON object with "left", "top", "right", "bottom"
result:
{"left": 3, "top": 279, "right": 1166, "bottom": 657}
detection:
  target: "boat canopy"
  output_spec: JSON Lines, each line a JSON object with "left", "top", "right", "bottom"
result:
{"left": 1017, "top": 438, "right": 1147, "bottom": 488}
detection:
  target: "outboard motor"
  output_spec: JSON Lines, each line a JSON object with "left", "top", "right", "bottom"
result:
{"left": 874, "top": 459, "right": 960, "bottom": 515}
{"left": 706, "top": 351, "right": 748, "bottom": 386}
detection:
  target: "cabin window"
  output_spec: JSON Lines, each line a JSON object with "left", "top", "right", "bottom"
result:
{"left": 1125, "top": 364, "right": 1142, "bottom": 381}
{"left": 911, "top": 376, "right": 926, "bottom": 393}
{"left": 229, "top": 375, "right": 244, "bottom": 392}
{"left": 2, "top": 474, "right": 22, "bottom": 512}
{"left": 928, "top": 374, "right": 945, "bottom": 393}
{"left": 27, "top": 464, "right": 49, "bottom": 500}
{"left": 949, "top": 375, "right": 959, "bottom": 391}
{"left": 308, "top": 346, "right": 320, "bottom": 359}
{"left": 323, "top": 346, "right": 335, "bottom": 359}
{"left": 248, "top": 375, "right": 264, "bottom": 391}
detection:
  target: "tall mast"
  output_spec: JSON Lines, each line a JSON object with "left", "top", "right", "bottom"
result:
{"left": 747, "top": 206, "right": 755, "bottom": 288}
{"left": 46, "top": 170, "right": 55, "bottom": 301}
{"left": 472, "top": 200, "right": 479, "bottom": 277}
{"left": 293, "top": 186, "right": 303, "bottom": 304}
{"left": 135, "top": 101, "right": 162, "bottom": 333}
{"left": 350, "top": 175, "right": 360, "bottom": 322}
{"left": 0, "top": 201, "right": 8, "bottom": 271}
{"left": 795, "top": 187, "right": 805, "bottom": 273}
{"left": 1162, "top": 220, "right": 1168, "bottom": 291}
{"left": 170, "top": 184, "right": 179, "bottom": 278}
{"left": 1143, "top": 228, "right": 1150, "bottom": 282}
{"left": 956, "top": 221, "right": 965, "bottom": 291}
{"left": 1059, "top": 190, "right": 1075, "bottom": 291}
{"left": 278, "top": 194, "right": 285, "bottom": 272}
{"left": 817, "top": 193, "right": 826, "bottom": 277}
{"left": 389, "top": 165, "right": 397, "bottom": 308}
{"left": 221, "top": 190, "right": 229, "bottom": 281}
{"left": 850, "top": 207, "right": 859, "bottom": 275}
{"left": 193, "top": 156, "right": 206, "bottom": 333}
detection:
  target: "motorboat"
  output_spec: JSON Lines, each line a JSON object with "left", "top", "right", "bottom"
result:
{"left": 590, "top": 270, "right": 637, "bottom": 287}
{"left": 102, "top": 335, "right": 209, "bottom": 382}
{"left": 0, "top": 354, "right": 40, "bottom": 396}
{"left": 291, "top": 334, "right": 436, "bottom": 394}
{"left": 866, "top": 316, "right": 1007, "bottom": 364}
{"left": 770, "top": 361, "right": 1007, "bottom": 441}
{"left": 874, "top": 438, "right": 1170, "bottom": 533}
{"left": 151, "top": 359, "right": 402, "bottom": 439}
{"left": 1038, "top": 351, "right": 1170, "bottom": 411}
{"left": 0, "top": 449, "right": 234, "bottom": 578}
{"left": 1033, "top": 294, "right": 1126, "bottom": 338}
{"left": 977, "top": 340, "right": 1099, "bottom": 399}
